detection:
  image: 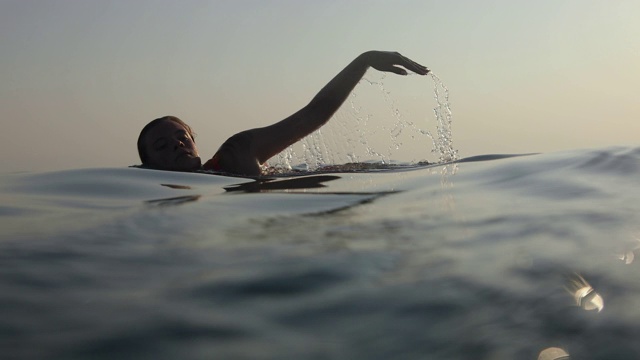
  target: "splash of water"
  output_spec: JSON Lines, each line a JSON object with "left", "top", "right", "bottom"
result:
{"left": 429, "top": 72, "right": 458, "bottom": 163}
{"left": 272, "top": 71, "right": 458, "bottom": 170}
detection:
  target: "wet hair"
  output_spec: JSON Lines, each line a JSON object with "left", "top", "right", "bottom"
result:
{"left": 137, "top": 116, "right": 196, "bottom": 165}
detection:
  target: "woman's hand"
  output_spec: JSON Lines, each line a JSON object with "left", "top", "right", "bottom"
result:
{"left": 359, "top": 51, "right": 429, "bottom": 76}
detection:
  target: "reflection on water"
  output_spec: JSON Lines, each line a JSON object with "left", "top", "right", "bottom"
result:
{"left": 439, "top": 163, "right": 457, "bottom": 213}
{"left": 538, "top": 347, "right": 571, "bottom": 360}
{"left": 617, "top": 248, "right": 635, "bottom": 265}
{"left": 145, "top": 195, "right": 201, "bottom": 206}
{"left": 160, "top": 183, "right": 193, "bottom": 190}
{"left": 224, "top": 175, "right": 341, "bottom": 193}
{"left": 566, "top": 273, "right": 604, "bottom": 312}
{"left": 616, "top": 237, "right": 640, "bottom": 265}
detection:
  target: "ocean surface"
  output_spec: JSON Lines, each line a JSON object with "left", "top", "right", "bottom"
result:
{"left": 2, "top": 146, "right": 640, "bottom": 359}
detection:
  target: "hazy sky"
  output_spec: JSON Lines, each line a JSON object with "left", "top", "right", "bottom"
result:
{"left": 1, "top": 0, "right": 638, "bottom": 173}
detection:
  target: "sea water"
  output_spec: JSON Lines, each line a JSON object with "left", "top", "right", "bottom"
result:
{"left": 3, "top": 73, "right": 640, "bottom": 359}
{"left": 2, "top": 146, "right": 640, "bottom": 359}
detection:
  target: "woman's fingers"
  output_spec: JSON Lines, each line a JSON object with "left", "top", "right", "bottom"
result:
{"left": 397, "top": 54, "right": 429, "bottom": 75}
{"left": 370, "top": 51, "right": 429, "bottom": 75}
{"left": 383, "top": 65, "right": 409, "bottom": 75}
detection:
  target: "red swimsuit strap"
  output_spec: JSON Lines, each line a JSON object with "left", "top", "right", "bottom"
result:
{"left": 202, "top": 152, "right": 223, "bottom": 171}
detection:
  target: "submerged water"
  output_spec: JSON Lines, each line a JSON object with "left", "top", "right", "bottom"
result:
{"left": 2, "top": 146, "right": 640, "bottom": 359}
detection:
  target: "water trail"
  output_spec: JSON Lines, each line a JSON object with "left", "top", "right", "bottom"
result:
{"left": 429, "top": 73, "right": 458, "bottom": 163}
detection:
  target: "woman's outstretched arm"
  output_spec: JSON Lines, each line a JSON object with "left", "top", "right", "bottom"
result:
{"left": 213, "top": 51, "right": 429, "bottom": 175}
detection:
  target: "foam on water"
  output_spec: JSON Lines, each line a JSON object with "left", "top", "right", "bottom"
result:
{"left": 2, "top": 146, "right": 640, "bottom": 359}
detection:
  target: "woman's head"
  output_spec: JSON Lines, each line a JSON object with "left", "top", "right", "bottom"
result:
{"left": 137, "top": 116, "right": 202, "bottom": 171}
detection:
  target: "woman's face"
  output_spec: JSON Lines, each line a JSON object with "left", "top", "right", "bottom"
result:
{"left": 143, "top": 119, "right": 201, "bottom": 171}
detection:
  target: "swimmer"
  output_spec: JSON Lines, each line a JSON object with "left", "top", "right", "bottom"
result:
{"left": 137, "top": 51, "right": 429, "bottom": 176}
